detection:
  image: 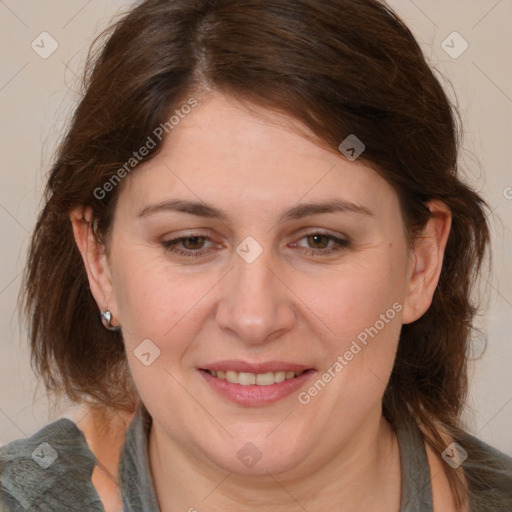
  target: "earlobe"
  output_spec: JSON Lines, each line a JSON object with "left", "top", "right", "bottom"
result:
{"left": 69, "top": 206, "right": 118, "bottom": 323}
{"left": 402, "top": 200, "right": 452, "bottom": 324}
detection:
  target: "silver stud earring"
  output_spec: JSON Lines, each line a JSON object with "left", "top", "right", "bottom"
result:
{"left": 100, "top": 309, "right": 120, "bottom": 332}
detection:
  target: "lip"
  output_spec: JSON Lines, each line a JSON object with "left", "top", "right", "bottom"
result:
{"left": 200, "top": 360, "right": 314, "bottom": 374}
{"left": 199, "top": 367, "right": 317, "bottom": 406}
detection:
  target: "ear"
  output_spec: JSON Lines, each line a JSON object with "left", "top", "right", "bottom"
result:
{"left": 402, "top": 199, "right": 452, "bottom": 325}
{"left": 69, "top": 206, "right": 119, "bottom": 327}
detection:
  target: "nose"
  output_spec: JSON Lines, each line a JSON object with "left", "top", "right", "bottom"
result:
{"left": 215, "top": 243, "right": 296, "bottom": 345}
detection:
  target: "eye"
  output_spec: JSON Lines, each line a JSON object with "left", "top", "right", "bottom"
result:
{"left": 290, "top": 231, "right": 350, "bottom": 256}
{"left": 160, "top": 231, "right": 350, "bottom": 259}
{"left": 179, "top": 236, "right": 206, "bottom": 250}
{"left": 304, "top": 234, "right": 331, "bottom": 249}
{"left": 161, "top": 234, "right": 219, "bottom": 258}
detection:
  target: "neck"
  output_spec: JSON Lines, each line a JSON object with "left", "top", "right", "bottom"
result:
{"left": 71, "top": 404, "right": 134, "bottom": 482}
{"left": 149, "top": 406, "right": 401, "bottom": 512}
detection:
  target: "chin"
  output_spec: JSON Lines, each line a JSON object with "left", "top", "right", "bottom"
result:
{"left": 205, "top": 431, "right": 309, "bottom": 477}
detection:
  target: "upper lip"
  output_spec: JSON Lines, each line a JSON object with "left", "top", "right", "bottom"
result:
{"left": 200, "top": 360, "right": 315, "bottom": 374}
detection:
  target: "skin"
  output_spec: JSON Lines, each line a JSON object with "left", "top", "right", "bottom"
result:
{"left": 71, "top": 92, "right": 457, "bottom": 511}
{"left": 68, "top": 405, "right": 133, "bottom": 512}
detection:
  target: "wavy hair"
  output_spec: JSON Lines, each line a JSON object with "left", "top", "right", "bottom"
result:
{"left": 21, "top": 0, "right": 492, "bottom": 507}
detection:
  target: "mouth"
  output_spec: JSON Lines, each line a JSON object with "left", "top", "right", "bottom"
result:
{"left": 198, "top": 362, "right": 317, "bottom": 406}
{"left": 199, "top": 368, "right": 313, "bottom": 386}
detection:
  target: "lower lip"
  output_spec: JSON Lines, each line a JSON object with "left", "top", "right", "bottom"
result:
{"left": 199, "top": 369, "right": 316, "bottom": 406}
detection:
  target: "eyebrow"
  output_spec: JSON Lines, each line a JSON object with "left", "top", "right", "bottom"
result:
{"left": 137, "top": 198, "right": 374, "bottom": 221}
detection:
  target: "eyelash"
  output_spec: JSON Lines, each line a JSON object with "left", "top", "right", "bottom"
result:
{"left": 160, "top": 231, "right": 350, "bottom": 258}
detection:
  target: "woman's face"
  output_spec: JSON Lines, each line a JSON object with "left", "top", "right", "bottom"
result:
{"left": 104, "top": 92, "right": 417, "bottom": 476}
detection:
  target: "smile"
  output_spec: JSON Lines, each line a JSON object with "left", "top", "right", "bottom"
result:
{"left": 199, "top": 368, "right": 316, "bottom": 406}
{"left": 204, "top": 369, "right": 306, "bottom": 386}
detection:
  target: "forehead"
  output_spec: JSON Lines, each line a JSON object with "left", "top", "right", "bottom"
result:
{"left": 116, "top": 92, "right": 398, "bottom": 221}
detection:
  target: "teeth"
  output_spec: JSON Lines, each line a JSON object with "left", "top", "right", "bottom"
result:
{"left": 238, "top": 372, "right": 256, "bottom": 385}
{"left": 274, "top": 371, "right": 286, "bottom": 383}
{"left": 208, "top": 369, "right": 305, "bottom": 386}
{"left": 256, "top": 372, "right": 275, "bottom": 385}
{"left": 226, "top": 370, "right": 239, "bottom": 384}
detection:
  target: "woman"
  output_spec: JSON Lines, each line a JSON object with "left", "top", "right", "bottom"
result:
{"left": 1, "top": 0, "right": 511, "bottom": 510}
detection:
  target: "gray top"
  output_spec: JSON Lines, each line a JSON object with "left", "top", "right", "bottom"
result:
{"left": 1, "top": 405, "right": 511, "bottom": 511}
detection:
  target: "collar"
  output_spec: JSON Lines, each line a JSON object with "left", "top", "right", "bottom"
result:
{"left": 117, "top": 405, "right": 432, "bottom": 511}
{"left": 118, "top": 403, "right": 160, "bottom": 511}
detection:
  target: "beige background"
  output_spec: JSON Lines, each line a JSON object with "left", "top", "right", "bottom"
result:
{"left": 1, "top": 0, "right": 511, "bottom": 455}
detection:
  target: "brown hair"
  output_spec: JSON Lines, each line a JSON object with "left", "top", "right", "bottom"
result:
{"left": 22, "top": 0, "right": 493, "bottom": 507}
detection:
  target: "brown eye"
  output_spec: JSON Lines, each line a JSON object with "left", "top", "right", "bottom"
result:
{"left": 181, "top": 236, "right": 206, "bottom": 250}
{"left": 306, "top": 234, "right": 330, "bottom": 249}
{"left": 161, "top": 234, "right": 216, "bottom": 258}
{"left": 290, "top": 231, "right": 350, "bottom": 257}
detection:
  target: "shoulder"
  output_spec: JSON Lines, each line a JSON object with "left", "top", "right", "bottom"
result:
{"left": 457, "top": 430, "right": 512, "bottom": 511}
{"left": 0, "top": 418, "right": 104, "bottom": 511}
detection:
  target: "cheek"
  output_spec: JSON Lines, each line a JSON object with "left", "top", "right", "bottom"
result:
{"left": 293, "top": 263, "right": 403, "bottom": 456}
{"left": 299, "top": 250, "right": 405, "bottom": 390}
{"left": 111, "top": 255, "right": 212, "bottom": 407}
{"left": 111, "top": 248, "right": 223, "bottom": 358}
{"left": 110, "top": 249, "right": 185, "bottom": 342}
{"left": 308, "top": 257, "right": 404, "bottom": 341}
